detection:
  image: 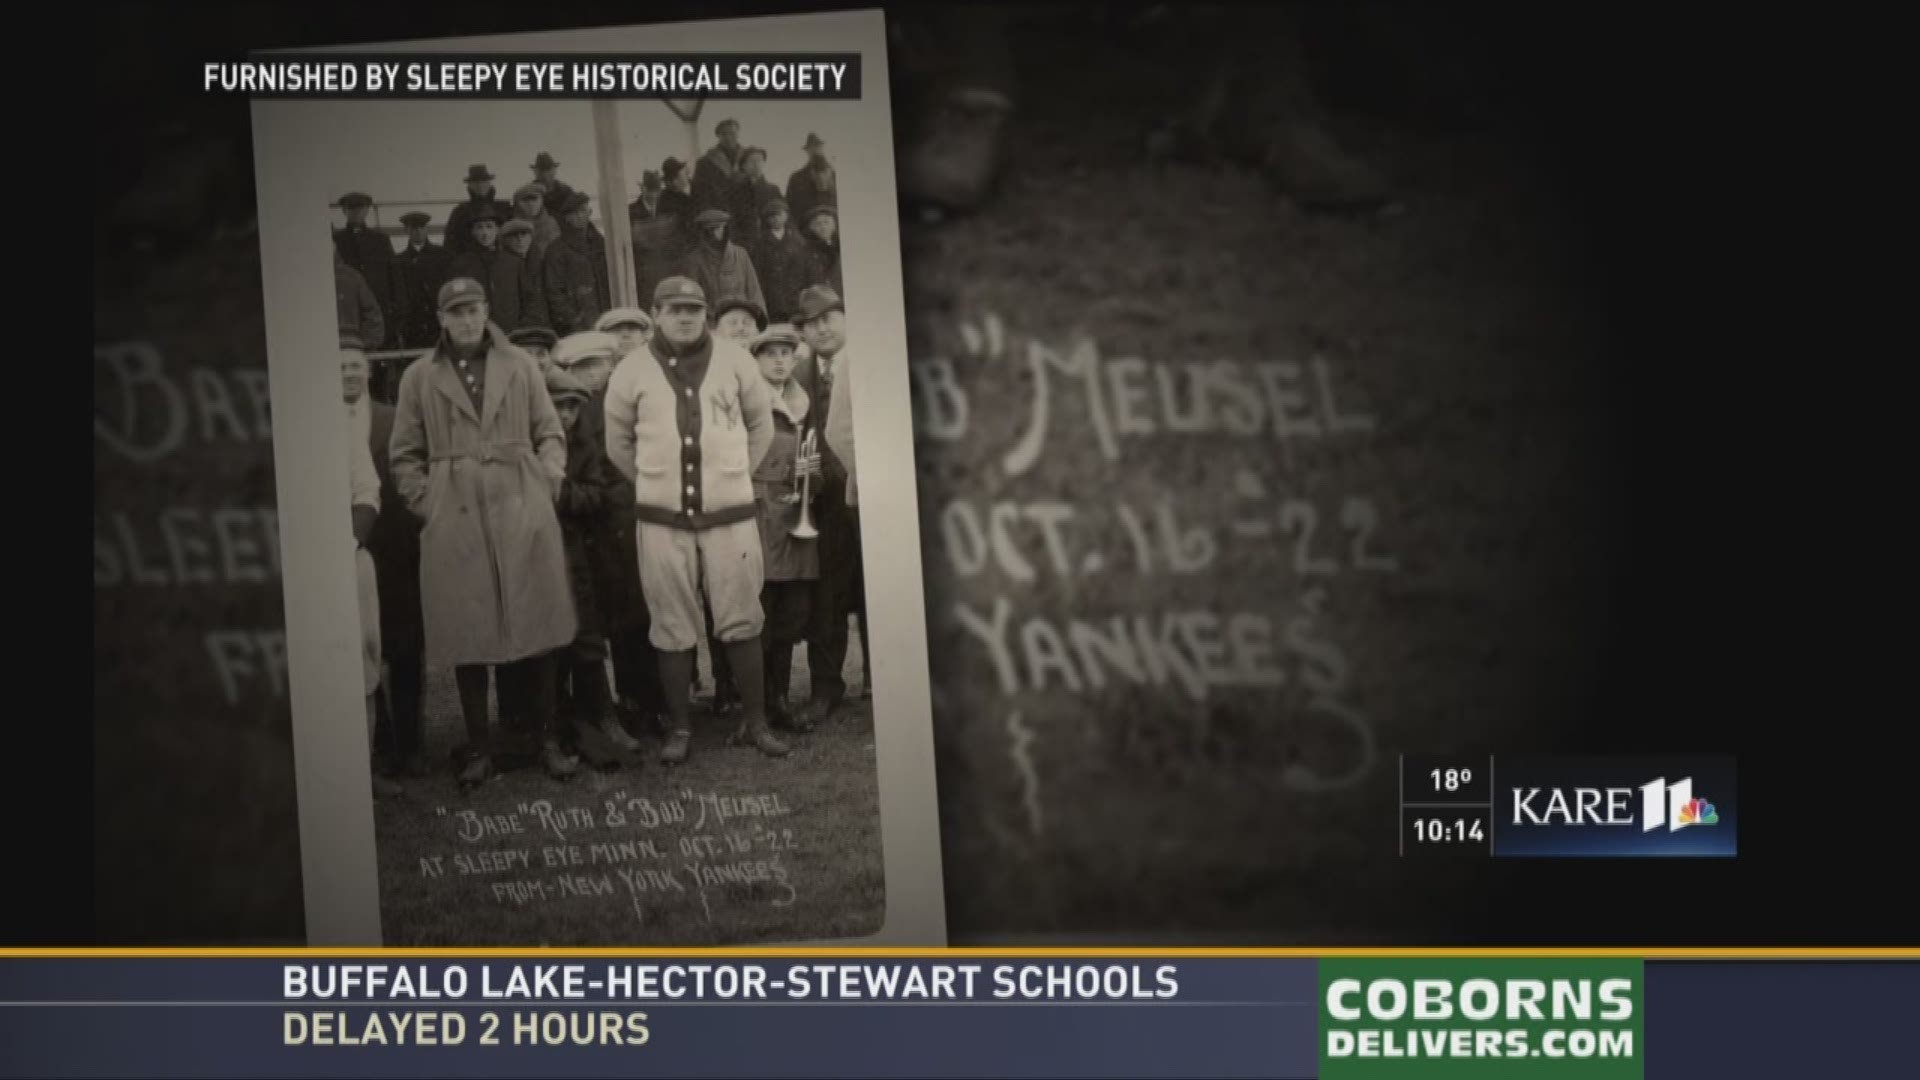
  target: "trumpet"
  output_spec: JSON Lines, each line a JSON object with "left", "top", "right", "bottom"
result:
{"left": 790, "top": 428, "right": 820, "bottom": 539}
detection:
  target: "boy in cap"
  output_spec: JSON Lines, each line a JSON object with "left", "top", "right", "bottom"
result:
{"left": 445, "top": 164, "right": 513, "bottom": 256}
{"left": 508, "top": 325, "right": 557, "bottom": 372}
{"left": 500, "top": 217, "right": 549, "bottom": 330}
{"left": 603, "top": 275, "right": 788, "bottom": 764}
{"left": 749, "top": 196, "right": 810, "bottom": 325}
{"left": 389, "top": 277, "right": 580, "bottom": 786}
{"left": 545, "top": 363, "right": 645, "bottom": 759}
{"left": 713, "top": 296, "right": 768, "bottom": 348}
{"left": 560, "top": 328, "right": 667, "bottom": 739}
{"left": 800, "top": 203, "right": 844, "bottom": 297}
{"left": 786, "top": 133, "right": 836, "bottom": 226}
{"left": 393, "top": 210, "right": 450, "bottom": 351}
{"left": 543, "top": 190, "right": 611, "bottom": 334}
{"left": 511, "top": 181, "right": 561, "bottom": 262}
{"left": 748, "top": 324, "right": 822, "bottom": 731}
{"left": 679, "top": 209, "right": 765, "bottom": 325}
{"left": 594, "top": 308, "right": 654, "bottom": 360}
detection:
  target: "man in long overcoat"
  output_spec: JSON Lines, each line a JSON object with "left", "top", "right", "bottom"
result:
{"left": 389, "top": 276, "right": 580, "bottom": 785}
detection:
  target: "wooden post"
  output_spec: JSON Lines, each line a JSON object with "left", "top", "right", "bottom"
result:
{"left": 592, "top": 99, "right": 638, "bottom": 309}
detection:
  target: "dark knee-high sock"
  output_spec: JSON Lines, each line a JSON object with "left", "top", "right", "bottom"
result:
{"left": 574, "top": 658, "right": 611, "bottom": 720}
{"left": 522, "top": 653, "right": 559, "bottom": 739}
{"left": 722, "top": 636, "right": 766, "bottom": 724}
{"left": 657, "top": 649, "right": 696, "bottom": 733}
{"left": 454, "top": 665, "right": 491, "bottom": 752}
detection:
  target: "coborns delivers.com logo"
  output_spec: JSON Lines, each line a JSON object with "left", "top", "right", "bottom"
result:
{"left": 1319, "top": 959, "right": 1643, "bottom": 1079}
{"left": 1494, "top": 757, "right": 1738, "bottom": 858}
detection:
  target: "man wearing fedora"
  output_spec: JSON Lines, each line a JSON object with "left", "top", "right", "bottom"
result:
{"left": 793, "top": 284, "right": 868, "bottom": 727}
{"left": 693, "top": 118, "right": 746, "bottom": 216}
{"left": 334, "top": 191, "right": 397, "bottom": 328}
{"left": 659, "top": 157, "right": 693, "bottom": 223}
{"left": 786, "top": 133, "right": 837, "bottom": 227}
{"left": 604, "top": 275, "right": 789, "bottom": 764}
{"left": 448, "top": 205, "right": 531, "bottom": 332}
{"left": 392, "top": 210, "right": 450, "bottom": 352}
{"left": 530, "top": 151, "right": 578, "bottom": 221}
{"left": 446, "top": 164, "right": 514, "bottom": 256}
{"left": 388, "top": 276, "right": 579, "bottom": 786}
{"left": 543, "top": 190, "right": 611, "bottom": 335}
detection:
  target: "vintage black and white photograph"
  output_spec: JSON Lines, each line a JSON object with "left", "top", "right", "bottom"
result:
{"left": 251, "top": 11, "right": 943, "bottom": 946}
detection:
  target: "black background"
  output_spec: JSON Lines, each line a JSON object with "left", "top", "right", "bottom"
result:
{"left": 80, "top": 2, "right": 1912, "bottom": 947}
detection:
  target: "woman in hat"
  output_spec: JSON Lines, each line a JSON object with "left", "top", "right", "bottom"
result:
{"left": 445, "top": 164, "right": 514, "bottom": 256}
{"left": 659, "top": 157, "right": 693, "bottom": 222}
{"left": 799, "top": 203, "right": 843, "bottom": 298}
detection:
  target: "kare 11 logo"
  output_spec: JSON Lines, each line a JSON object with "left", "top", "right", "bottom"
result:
{"left": 1494, "top": 757, "right": 1737, "bottom": 857}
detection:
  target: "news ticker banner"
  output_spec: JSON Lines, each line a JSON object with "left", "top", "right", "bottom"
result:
{"left": 4, "top": 952, "right": 1914, "bottom": 1078}
{"left": 202, "top": 55, "right": 862, "bottom": 98}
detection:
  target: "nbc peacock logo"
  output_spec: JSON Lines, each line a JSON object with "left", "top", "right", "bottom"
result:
{"left": 1642, "top": 777, "right": 1718, "bottom": 833}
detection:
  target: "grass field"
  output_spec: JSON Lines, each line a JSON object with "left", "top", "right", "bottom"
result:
{"left": 372, "top": 628, "right": 885, "bottom": 946}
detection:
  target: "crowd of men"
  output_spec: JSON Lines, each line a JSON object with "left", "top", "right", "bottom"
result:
{"left": 336, "top": 120, "right": 867, "bottom": 791}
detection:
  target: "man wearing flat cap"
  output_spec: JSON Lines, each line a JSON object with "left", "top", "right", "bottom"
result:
{"left": 604, "top": 275, "right": 788, "bottom": 764}
{"left": 530, "top": 151, "right": 578, "bottom": 221}
{"left": 445, "top": 164, "right": 514, "bottom": 256}
{"left": 389, "top": 276, "right": 579, "bottom": 786}
{"left": 334, "top": 192, "right": 397, "bottom": 338}
{"left": 799, "top": 202, "right": 844, "bottom": 298}
{"left": 678, "top": 208, "right": 765, "bottom": 325}
{"left": 499, "top": 217, "right": 550, "bottom": 330}
{"left": 392, "top": 210, "right": 450, "bottom": 352}
{"left": 749, "top": 196, "right": 809, "bottom": 325}
{"left": 511, "top": 181, "right": 562, "bottom": 264}
{"left": 693, "top": 118, "right": 746, "bottom": 216}
{"left": 729, "top": 147, "right": 782, "bottom": 251}
{"left": 543, "top": 190, "right": 611, "bottom": 335}
{"left": 786, "top": 133, "right": 837, "bottom": 227}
